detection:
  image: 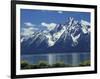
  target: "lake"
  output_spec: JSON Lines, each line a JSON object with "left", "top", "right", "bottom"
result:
{"left": 21, "top": 52, "right": 90, "bottom": 66}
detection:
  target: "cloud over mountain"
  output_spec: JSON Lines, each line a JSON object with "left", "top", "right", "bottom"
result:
{"left": 24, "top": 22, "right": 35, "bottom": 27}
{"left": 41, "top": 22, "right": 57, "bottom": 31}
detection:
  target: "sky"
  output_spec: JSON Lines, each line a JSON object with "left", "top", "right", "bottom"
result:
{"left": 20, "top": 9, "right": 90, "bottom": 31}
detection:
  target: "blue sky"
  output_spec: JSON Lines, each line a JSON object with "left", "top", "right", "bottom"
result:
{"left": 20, "top": 9, "right": 90, "bottom": 28}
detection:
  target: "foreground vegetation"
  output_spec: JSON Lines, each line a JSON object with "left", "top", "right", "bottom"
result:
{"left": 21, "top": 60, "right": 90, "bottom": 69}
{"left": 79, "top": 60, "right": 90, "bottom": 66}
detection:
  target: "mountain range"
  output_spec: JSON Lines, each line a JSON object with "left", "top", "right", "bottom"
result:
{"left": 21, "top": 17, "right": 90, "bottom": 54}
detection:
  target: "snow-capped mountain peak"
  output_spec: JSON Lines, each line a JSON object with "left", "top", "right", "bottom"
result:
{"left": 21, "top": 17, "right": 90, "bottom": 54}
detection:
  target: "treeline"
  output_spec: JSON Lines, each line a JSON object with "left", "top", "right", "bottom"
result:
{"left": 21, "top": 60, "right": 90, "bottom": 69}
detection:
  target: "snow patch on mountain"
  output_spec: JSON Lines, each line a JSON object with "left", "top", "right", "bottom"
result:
{"left": 45, "top": 33, "right": 55, "bottom": 47}
{"left": 71, "top": 33, "right": 80, "bottom": 46}
{"left": 81, "top": 20, "right": 90, "bottom": 34}
{"left": 53, "top": 25, "right": 66, "bottom": 42}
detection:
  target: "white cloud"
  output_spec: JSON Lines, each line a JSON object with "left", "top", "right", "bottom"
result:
{"left": 21, "top": 27, "right": 34, "bottom": 36}
{"left": 24, "top": 22, "right": 35, "bottom": 27}
{"left": 81, "top": 20, "right": 90, "bottom": 26}
{"left": 21, "top": 26, "right": 39, "bottom": 37}
{"left": 41, "top": 22, "right": 57, "bottom": 31}
{"left": 58, "top": 11, "right": 63, "bottom": 14}
{"left": 41, "top": 22, "right": 48, "bottom": 26}
{"left": 21, "top": 22, "right": 39, "bottom": 36}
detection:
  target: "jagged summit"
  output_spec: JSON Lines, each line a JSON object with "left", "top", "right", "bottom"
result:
{"left": 21, "top": 17, "right": 90, "bottom": 54}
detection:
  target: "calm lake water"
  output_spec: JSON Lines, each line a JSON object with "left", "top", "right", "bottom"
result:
{"left": 21, "top": 52, "right": 90, "bottom": 66}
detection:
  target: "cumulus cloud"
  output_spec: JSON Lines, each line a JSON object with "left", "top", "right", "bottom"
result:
{"left": 41, "top": 22, "right": 57, "bottom": 31}
{"left": 41, "top": 22, "right": 48, "bottom": 26}
{"left": 21, "top": 27, "right": 34, "bottom": 36}
{"left": 21, "top": 22, "right": 39, "bottom": 36}
{"left": 24, "top": 22, "right": 35, "bottom": 27}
